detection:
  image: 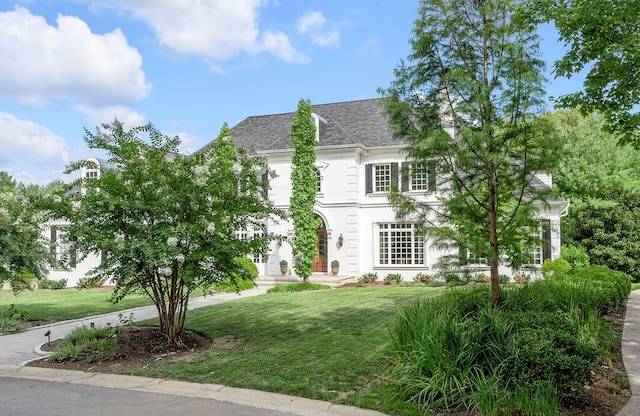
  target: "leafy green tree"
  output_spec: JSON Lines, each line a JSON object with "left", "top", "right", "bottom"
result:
{"left": 289, "top": 99, "right": 319, "bottom": 281}
{"left": 52, "top": 122, "right": 284, "bottom": 344}
{"left": 532, "top": 0, "right": 640, "bottom": 145}
{"left": 551, "top": 111, "right": 640, "bottom": 280}
{"left": 380, "top": 0, "right": 563, "bottom": 306}
{"left": 0, "top": 172, "right": 50, "bottom": 293}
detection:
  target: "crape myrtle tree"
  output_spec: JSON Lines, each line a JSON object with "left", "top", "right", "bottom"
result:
{"left": 290, "top": 99, "right": 319, "bottom": 281}
{"left": 0, "top": 172, "right": 50, "bottom": 293}
{"left": 53, "top": 121, "right": 284, "bottom": 344}
{"left": 531, "top": 0, "right": 640, "bottom": 145}
{"left": 380, "top": 0, "right": 563, "bottom": 307}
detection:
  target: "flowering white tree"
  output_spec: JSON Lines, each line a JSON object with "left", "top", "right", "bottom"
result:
{"left": 53, "top": 122, "right": 283, "bottom": 344}
{"left": 0, "top": 172, "right": 50, "bottom": 293}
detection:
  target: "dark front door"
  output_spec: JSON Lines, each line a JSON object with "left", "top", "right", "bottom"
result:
{"left": 312, "top": 215, "right": 328, "bottom": 273}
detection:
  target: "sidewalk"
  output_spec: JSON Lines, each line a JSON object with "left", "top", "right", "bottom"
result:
{"left": 617, "top": 289, "right": 640, "bottom": 415}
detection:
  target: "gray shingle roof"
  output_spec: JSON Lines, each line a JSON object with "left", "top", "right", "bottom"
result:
{"left": 200, "top": 98, "right": 398, "bottom": 154}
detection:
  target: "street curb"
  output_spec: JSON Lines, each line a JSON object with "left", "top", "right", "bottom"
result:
{"left": 0, "top": 365, "right": 387, "bottom": 416}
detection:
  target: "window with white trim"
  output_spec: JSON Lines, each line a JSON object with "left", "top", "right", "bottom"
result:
{"left": 50, "top": 227, "right": 76, "bottom": 268}
{"left": 378, "top": 223, "right": 425, "bottom": 265}
{"left": 374, "top": 164, "right": 392, "bottom": 192}
{"left": 234, "top": 227, "right": 267, "bottom": 264}
{"left": 528, "top": 220, "right": 551, "bottom": 265}
{"left": 314, "top": 167, "right": 321, "bottom": 193}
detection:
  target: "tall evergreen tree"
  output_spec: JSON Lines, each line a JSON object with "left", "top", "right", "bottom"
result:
{"left": 380, "top": 0, "right": 562, "bottom": 306}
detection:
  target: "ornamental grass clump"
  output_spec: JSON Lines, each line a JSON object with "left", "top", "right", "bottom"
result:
{"left": 49, "top": 325, "right": 119, "bottom": 363}
{"left": 388, "top": 266, "right": 631, "bottom": 414}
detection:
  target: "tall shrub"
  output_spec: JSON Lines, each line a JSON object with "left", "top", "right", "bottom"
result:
{"left": 290, "top": 99, "right": 319, "bottom": 281}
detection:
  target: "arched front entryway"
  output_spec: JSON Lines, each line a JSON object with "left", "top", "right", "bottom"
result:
{"left": 312, "top": 214, "right": 328, "bottom": 273}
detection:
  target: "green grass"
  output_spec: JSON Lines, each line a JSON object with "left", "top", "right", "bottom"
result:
{"left": 0, "top": 288, "right": 153, "bottom": 322}
{"left": 632, "top": 282, "right": 640, "bottom": 291}
{"left": 127, "top": 287, "right": 442, "bottom": 408}
{"left": 266, "top": 282, "right": 332, "bottom": 293}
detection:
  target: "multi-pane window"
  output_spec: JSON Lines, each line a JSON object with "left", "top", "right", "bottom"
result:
{"left": 378, "top": 223, "right": 425, "bottom": 265}
{"left": 407, "top": 161, "right": 436, "bottom": 192}
{"left": 529, "top": 219, "right": 551, "bottom": 266}
{"left": 410, "top": 163, "right": 429, "bottom": 191}
{"left": 374, "top": 164, "right": 392, "bottom": 192}
{"left": 314, "top": 167, "right": 321, "bottom": 193}
{"left": 366, "top": 162, "right": 434, "bottom": 195}
{"left": 50, "top": 227, "right": 76, "bottom": 268}
{"left": 528, "top": 220, "right": 551, "bottom": 265}
{"left": 85, "top": 170, "right": 99, "bottom": 179}
{"left": 531, "top": 243, "right": 543, "bottom": 265}
{"left": 234, "top": 227, "right": 267, "bottom": 264}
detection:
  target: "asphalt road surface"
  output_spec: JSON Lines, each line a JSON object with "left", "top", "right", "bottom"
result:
{"left": 1, "top": 376, "right": 298, "bottom": 416}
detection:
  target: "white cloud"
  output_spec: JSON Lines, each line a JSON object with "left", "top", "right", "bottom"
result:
{"left": 0, "top": 113, "right": 71, "bottom": 184}
{"left": 262, "top": 31, "right": 311, "bottom": 63}
{"left": 0, "top": 7, "right": 151, "bottom": 106}
{"left": 359, "top": 35, "right": 380, "bottom": 59}
{"left": 102, "top": 0, "right": 309, "bottom": 63}
{"left": 296, "top": 10, "right": 340, "bottom": 47}
{"left": 176, "top": 132, "right": 203, "bottom": 155}
{"left": 76, "top": 105, "right": 147, "bottom": 128}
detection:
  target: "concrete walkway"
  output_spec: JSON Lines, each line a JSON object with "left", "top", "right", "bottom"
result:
{"left": 2, "top": 286, "right": 640, "bottom": 415}
{"left": 617, "top": 289, "right": 640, "bottom": 415}
{"left": 0, "top": 286, "right": 385, "bottom": 416}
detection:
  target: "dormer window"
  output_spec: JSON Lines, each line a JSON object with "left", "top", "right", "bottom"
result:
{"left": 311, "top": 112, "right": 326, "bottom": 142}
{"left": 83, "top": 159, "right": 100, "bottom": 180}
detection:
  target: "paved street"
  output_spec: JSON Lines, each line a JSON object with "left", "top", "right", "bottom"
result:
{"left": 1, "top": 376, "right": 297, "bottom": 416}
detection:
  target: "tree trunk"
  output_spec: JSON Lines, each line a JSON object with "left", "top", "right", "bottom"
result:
{"left": 488, "top": 174, "right": 500, "bottom": 309}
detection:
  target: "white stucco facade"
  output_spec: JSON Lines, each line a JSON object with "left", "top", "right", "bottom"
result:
{"left": 256, "top": 142, "right": 567, "bottom": 282}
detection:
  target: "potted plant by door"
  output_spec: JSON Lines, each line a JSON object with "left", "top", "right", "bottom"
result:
{"left": 331, "top": 260, "right": 339, "bottom": 275}
{"left": 279, "top": 259, "right": 288, "bottom": 275}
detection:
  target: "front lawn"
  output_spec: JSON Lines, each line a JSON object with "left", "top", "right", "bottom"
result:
{"left": 0, "top": 288, "right": 153, "bottom": 323}
{"left": 126, "top": 286, "right": 441, "bottom": 407}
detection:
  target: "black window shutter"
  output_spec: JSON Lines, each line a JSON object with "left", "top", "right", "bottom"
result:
{"left": 458, "top": 243, "right": 468, "bottom": 265}
{"left": 50, "top": 228, "right": 57, "bottom": 257}
{"left": 401, "top": 162, "right": 409, "bottom": 192}
{"left": 70, "top": 245, "right": 77, "bottom": 268}
{"left": 391, "top": 163, "right": 399, "bottom": 191}
{"left": 365, "top": 164, "right": 372, "bottom": 194}
{"left": 261, "top": 172, "right": 269, "bottom": 197}
{"left": 428, "top": 161, "right": 437, "bottom": 191}
{"left": 542, "top": 220, "right": 552, "bottom": 261}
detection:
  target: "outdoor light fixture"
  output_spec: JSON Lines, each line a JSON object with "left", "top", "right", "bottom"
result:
{"left": 337, "top": 233, "right": 344, "bottom": 248}
{"left": 44, "top": 330, "right": 51, "bottom": 347}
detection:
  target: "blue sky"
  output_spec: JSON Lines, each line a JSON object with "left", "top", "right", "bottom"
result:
{"left": 0, "top": 1, "right": 581, "bottom": 185}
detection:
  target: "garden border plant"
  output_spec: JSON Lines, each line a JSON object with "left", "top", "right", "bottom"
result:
{"left": 387, "top": 265, "right": 632, "bottom": 414}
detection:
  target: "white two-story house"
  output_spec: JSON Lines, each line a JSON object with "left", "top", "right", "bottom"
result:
{"left": 46, "top": 99, "right": 567, "bottom": 287}
{"left": 204, "top": 98, "right": 568, "bottom": 281}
